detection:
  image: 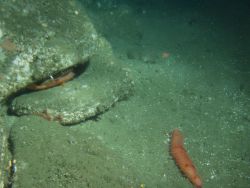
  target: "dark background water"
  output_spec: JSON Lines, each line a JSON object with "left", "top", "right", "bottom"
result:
{"left": 81, "top": 0, "right": 250, "bottom": 72}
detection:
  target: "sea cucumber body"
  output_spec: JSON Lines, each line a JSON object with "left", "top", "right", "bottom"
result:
{"left": 171, "top": 129, "right": 202, "bottom": 188}
{"left": 28, "top": 71, "right": 75, "bottom": 90}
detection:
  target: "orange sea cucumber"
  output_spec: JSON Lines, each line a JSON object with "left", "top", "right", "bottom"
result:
{"left": 27, "top": 71, "right": 75, "bottom": 90}
{"left": 170, "top": 129, "right": 202, "bottom": 188}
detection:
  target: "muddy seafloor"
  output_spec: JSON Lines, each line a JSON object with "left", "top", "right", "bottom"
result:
{"left": 1, "top": 0, "right": 250, "bottom": 188}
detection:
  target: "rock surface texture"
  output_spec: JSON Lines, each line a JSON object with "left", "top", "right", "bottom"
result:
{"left": 0, "top": 0, "right": 134, "bottom": 186}
{"left": 0, "top": 0, "right": 133, "bottom": 124}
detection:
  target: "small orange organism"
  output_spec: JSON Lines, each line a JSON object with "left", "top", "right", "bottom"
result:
{"left": 170, "top": 129, "right": 202, "bottom": 188}
{"left": 27, "top": 71, "right": 75, "bottom": 90}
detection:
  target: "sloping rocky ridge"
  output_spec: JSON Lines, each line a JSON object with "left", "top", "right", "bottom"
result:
{"left": 0, "top": 0, "right": 104, "bottom": 102}
{"left": 10, "top": 50, "right": 134, "bottom": 125}
{"left": 0, "top": 0, "right": 134, "bottom": 124}
{"left": 0, "top": 0, "right": 134, "bottom": 186}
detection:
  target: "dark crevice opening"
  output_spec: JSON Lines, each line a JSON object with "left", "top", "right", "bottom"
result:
{"left": 5, "top": 60, "right": 90, "bottom": 116}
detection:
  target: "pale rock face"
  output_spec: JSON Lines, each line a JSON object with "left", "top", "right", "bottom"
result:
{"left": 0, "top": 1, "right": 134, "bottom": 187}
{"left": 0, "top": 0, "right": 100, "bottom": 102}
{"left": 0, "top": 0, "right": 134, "bottom": 125}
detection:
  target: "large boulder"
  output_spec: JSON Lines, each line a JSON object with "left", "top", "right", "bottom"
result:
{"left": 0, "top": 0, "right": 134, "bottom": 186}
{"left": 0, "top": 0, "right": 133, "bottom": 124}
